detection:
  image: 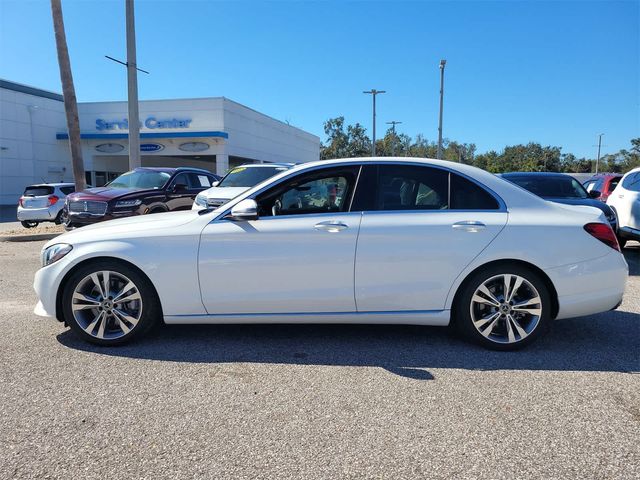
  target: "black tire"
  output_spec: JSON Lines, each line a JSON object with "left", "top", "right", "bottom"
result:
{"left": 54, "top": 210, "right": 65, "bottom": 225}
{"left": 21, "top": 221, "right": 38, "bottom": 228}
{"left": 617, "top": 235, "right": 627, "bottom": 249}
{"left": 62, "top": 259, "right": 161, "bottom": 346}
{"left": 454, "top": 263, "right": 552, "bottom": 351}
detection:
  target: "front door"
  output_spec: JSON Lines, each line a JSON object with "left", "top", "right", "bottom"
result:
{"left": 198, "top": 165, "right": 362, "bottom": 314}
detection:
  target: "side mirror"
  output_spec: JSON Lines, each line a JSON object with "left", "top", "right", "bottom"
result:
{"left": 211, "top": 181, "right": 220, "bottom": 187}
{"left": 588, "top": 190, "right": 601, "bottom": 199}
{"left": 229, "top": 199, "right": 258, "bottom": 221}
{"left": 170, "top": 183, "right": 188, "bottom": 193}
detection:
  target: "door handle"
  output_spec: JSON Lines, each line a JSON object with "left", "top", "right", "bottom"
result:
{"left": 314, "top": 221, "right": 349, "bottom": 232}
{"left": 452, "top": 220, "right": 486, "bottom": 232}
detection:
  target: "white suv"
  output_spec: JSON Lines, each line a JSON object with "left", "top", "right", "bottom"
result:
{"left": 607, "top": 167, "right": 640, "bottom": 248}
{"left": 192, "top": 163, "right": 293, "bottom": 210}
{"left": 17, "top": 183, "right": 75, "bottom": 228}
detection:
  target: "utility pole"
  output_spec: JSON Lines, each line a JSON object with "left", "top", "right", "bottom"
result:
{"left": 386, "top": 120, "right": 402, "bottom": 156}
{"left": 363, "top": 89, "right": 386, "bottom": 156}
{"left": 595, "top": 133, "right": 604, "bottom": 174}
{"left": 126, "top": 0, "right": 141, "bottom": 169}
{"left": 437, "top": 59, "right": 446, "bottom": 159}
{"left": 106, "top": 0, "right": 149, "bottom": 170}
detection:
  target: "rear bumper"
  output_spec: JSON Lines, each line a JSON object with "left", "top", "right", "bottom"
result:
{"left": 17, "top": 206, "right": 57, "bottom": 221}
{"left": 547, "top": 250, "right": 628, "bottom": 320}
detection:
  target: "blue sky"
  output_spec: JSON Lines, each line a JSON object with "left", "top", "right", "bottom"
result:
{"left": 0, "top": 0, "right": 638, "bottom": 158}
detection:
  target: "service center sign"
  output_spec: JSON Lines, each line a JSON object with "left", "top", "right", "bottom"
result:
{"left": 95, "top": 116, "right": 192, "bottom": 131}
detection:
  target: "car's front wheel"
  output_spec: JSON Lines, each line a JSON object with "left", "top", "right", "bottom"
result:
{"left": 456, "top": 264, "right": 552, "bottom": 350}
{"left": 62, "top": 260, "right": 160, "bottom": 345}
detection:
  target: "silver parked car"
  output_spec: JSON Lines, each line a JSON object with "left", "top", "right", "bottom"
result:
{"left": 17, "top": 183, "right": 75, "bottom": 228}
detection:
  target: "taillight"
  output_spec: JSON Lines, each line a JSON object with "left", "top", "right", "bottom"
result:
{"left": 47, "top": 195, "right": 59, "bottom": 206}
{"left": 584, "top": 223, "right": 620, "bottom": 252}
{"left": 19, "top": 196, "right": 25, "bottom": 207}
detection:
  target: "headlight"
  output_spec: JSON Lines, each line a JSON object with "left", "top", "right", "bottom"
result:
{"left": 194, "top": 194, "right": 208, "bottom": 207}
{"left": 115, "top": 199, "right": 142, "bottom": 208}
{"left": 41, "top": 243, "right": 73, "bottom": 267}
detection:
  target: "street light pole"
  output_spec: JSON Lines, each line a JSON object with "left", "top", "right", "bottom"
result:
{"left": 437, "top": 59, "right": 446, "bottom": 159}
{"left": 386, "top": 120, "right": 402, "bottom": 156}
{"left": 363, "top": 89, "right": 386, "bottom": 156}
{"left": 126, "top": 0, "right": 141, "bottom": 169}
{"left": 595, "top": 133, "right": 604, "bottom": 174}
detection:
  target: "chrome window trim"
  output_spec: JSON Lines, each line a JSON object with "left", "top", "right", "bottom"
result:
{"left": 210, "top": 160, "right": 508, "bottom": 223}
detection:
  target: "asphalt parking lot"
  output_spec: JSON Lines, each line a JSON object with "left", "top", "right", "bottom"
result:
{"left": 1, "top": 240, "right": 638, "bottom": 479}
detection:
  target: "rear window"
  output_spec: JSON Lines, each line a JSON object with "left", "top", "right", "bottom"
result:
{"left": 450, "top": 174, "right": 500, "bottom": 209}
{"left": 23, "top": 186, "right": 54, "bottom": 197}
{"left": 59, "top": 186, "right": 75, "bottom": 195}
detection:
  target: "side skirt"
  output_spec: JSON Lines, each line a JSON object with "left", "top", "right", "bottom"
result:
{"left": 164, "top": 310, "right": 451, "bottom": 326}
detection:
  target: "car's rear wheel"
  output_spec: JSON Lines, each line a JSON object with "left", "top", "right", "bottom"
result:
{"left": 54, "top": 210, "right": 65, "bottom": 225}
{"left": 456, "top": 264, "right": 552, "bottom": 350}
{"left": 21, "top": 221, "right": 38, "bottom": 228}
{"left": 62, "top": 260, "right": 160, "bottom": 345}
{"left": 617, "top": 235, "right": 627, "bottom": 249}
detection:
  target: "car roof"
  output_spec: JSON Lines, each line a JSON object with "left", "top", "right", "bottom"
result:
{"left": 26, "top": 182, "right": 75, "bottom": 187}
{"left": 233, "top": 163, "right": 295, "bottom": 168}
{"left": 244, "top": 157, "right": 552, "bottom": 210}
{"left": 132, "top": 166, "right": 215, "bottom": 175}
{"left": 500, "top": 172, "right": 573, "bottom": 178}
{"left": 586, "top": 173, "right": 623, "bottom": 179}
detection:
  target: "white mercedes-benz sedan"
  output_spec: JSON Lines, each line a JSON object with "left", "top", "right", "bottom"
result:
{"left": 34, "top": 158, "right": 628, "bottom": 350}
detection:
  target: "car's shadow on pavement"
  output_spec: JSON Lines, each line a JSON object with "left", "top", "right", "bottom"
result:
{"left": 57, "top": 310, "right": 640, "bottom": 380}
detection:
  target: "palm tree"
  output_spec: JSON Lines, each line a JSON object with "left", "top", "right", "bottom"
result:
{"left": 50, "top": 0, "right": 86, "bottom": 191}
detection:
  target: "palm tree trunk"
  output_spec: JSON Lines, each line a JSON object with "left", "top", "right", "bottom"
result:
{"left": 50, "top": 0, "right": 86, "bottom": 191}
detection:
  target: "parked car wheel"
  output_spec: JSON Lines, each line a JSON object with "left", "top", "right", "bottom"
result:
{"left": 54, "top": 210, "right": 66, "bottom": 225}
{"left": 617, "top": 236, "right": 627, "bottom": 249}
{"left": 62, "top": 260, "right": 161, "bottom": 346}
{"left": 456, "top": 264, "right": 552, "bottom": 351}
{"left": 21, "top": 221, "right": 38, "bottom": 228}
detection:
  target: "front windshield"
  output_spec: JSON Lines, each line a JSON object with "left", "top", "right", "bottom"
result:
{"left": 507, "top": 176, "right": 588, "bottom": 199}
{"left": 218, "top": 166, "right": 288, "bottom": 188}
{"left": 107, "top": 170, "right": 172, "bottom": 189}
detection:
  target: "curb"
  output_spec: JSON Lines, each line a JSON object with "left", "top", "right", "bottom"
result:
{"left": 0, "top": 233, "right": 61, "bottom": 242}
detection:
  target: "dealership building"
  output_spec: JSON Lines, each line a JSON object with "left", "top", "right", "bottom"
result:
{"left": 0, "top": 79, "right": 320, "bottom": 209}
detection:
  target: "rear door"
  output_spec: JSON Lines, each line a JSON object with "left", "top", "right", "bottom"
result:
{"left": 353, "top": 164, "right": 508, "bottom": 312}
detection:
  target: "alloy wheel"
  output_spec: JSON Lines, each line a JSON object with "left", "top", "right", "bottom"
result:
{"left": 71, "top": 270, "right": 143, "bottom": 340}
{"left": 470, "top": 274, "right": 542, "bottom": 345}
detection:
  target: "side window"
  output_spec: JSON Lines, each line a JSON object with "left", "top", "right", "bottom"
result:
{"left": 188, "top": 173, "right": 212, "bottom": 189}
{"left": 608, "top": 178, "right": 620, "bottom": 193}
{"left": 584, "top": 179, "right": 603, "bottom": 193}
{"left": 450, "top": 173, "right": 500, "bottom": 210}
{"left": 622, "top": 172, "right": 640, "bottom": 192}
{"left": 376, "top": 165, "right": 448, "bottom": 210}
{"left": 257, "top": 166, "right": 359, "bottom": 217}
{"left": 170, "top": 173, "right": 189, "bottom": 189}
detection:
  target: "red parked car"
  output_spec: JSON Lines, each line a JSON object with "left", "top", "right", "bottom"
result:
{"left": 583, "top": 173, "right": 623, "bottom": 202}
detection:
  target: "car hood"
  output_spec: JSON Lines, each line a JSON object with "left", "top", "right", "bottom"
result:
{"left": 200, "top": 186, "right": 250, "bottom": 200}
{"left": 544, "top": 197, "right": 613, "bottom": 216}
{"left": 46, "top": 210, "right": 202, "bottom": 247}
{"left": 67, "top": 187, "right": 159, "bottom": 202}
